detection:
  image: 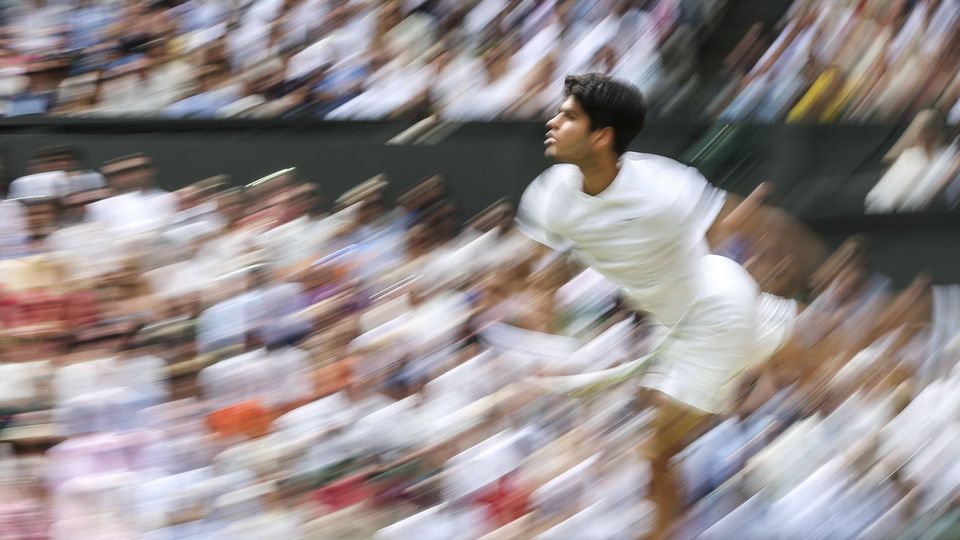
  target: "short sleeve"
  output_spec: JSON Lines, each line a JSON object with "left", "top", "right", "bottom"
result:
{"left": 515, "top": 171, "right": 570, "bottom": 251}
{"left": 684, "top": 166, "right": 727, "bottom": 240}
{"left": 652, "top": 157, "right": 727, "bottom": 242}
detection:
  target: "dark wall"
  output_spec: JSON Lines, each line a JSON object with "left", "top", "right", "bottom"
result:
{"left": 1, "top": 118, "right": 954, "bottom": 286}
{"left": 0, "top": 120, "right": 547, "bottom": 222}
{"left": 0, "top": 119, "right": 713, "bottom": 216}
{"left": 0, "top": 118, "right": 894, "bottom": 213}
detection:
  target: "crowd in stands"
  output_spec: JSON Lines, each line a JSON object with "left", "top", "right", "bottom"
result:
{"left": 715, "top": 0, "right": 960, "bottom": 123}
{"left": 858, "top": 106, "right": 960, "bottom": 213}
{"left": 0, "top": 0, "right": 726, "bottom": 120}
{"left": 2, "top": 0, "right": 960, "bottom": 537}
{"left": 0, "top": 146, "right": 957, "bottom": 537}
{"left": 7, "top": 0, "right": 960, "bottom": 125}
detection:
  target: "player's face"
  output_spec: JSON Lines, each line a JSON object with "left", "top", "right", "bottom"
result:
{"left": 545, "top": 97, "right": 594, "bottom": 163}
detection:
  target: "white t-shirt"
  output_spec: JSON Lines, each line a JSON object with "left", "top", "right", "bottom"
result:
{"left": 87, "top": 190, "right": 177, "bottom": 236}
{"left": 865, "top": 145, "right": 932, "bottom": 213}
{"left": 0, "top": 199, "right": 28, "bottom": 258}
{"left": 442, "top": 70, "right": 527, "bottom": 121}
{"left": 516, "top": 152, "right": 726, "bottom": 326}
{"left": 47, "top": 222, "right": 121, "bottom": 281}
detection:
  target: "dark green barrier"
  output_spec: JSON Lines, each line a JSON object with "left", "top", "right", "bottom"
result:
{"left": 2, "top": 118, "right": 954, "bottom": 285}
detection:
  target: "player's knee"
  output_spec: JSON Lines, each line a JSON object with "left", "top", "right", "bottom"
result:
{"left": 651, "top": 396, "right": 711, "bottom": 459}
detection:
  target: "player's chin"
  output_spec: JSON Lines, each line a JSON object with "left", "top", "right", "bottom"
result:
{"left": 544, "top": 145, "right": 560, "bottom": 160}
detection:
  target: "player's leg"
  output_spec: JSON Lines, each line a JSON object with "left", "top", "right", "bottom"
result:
{"left": 641, "top": 390, "right": 714, "bottom": 539}
{"left": 638, "top": 255, "right": 760, "bottom": 537}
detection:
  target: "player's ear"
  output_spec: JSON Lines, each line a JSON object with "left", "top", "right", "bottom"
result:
{"left": 593, "top": 126, "right": 615, "bottom": 149}
{"left": 597, "top": 126, "right": 614, "bottom": 147}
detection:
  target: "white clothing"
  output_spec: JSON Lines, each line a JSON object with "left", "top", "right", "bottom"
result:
{"left": 196, "top": 290, "right": 265, "bottom": 354}
{"left": 517, "top": 153, "right": 790, "bottom": 412}
{"left": 887, "top": 1, "right": 929, "bottom": 65}
{"left": 327, "top": 62, "right": 433, "bottom": 120}
{"left": 639, "top": 254, "right": 760, "bottom": 412}
{"left": 510, "top": 22, "right": 562, "bottom": 78}
{"left": 517, "top": 153, "right": 726, "bottom": 327}
{"left": 442, "top": 71, "right": 528, "bottom": 121}
{"left": 383, "top": 12, "right": 437, "bottom": 66}
{"left": 54, "top": 355, "right": 167, "bottom": 423}
{"left": 561, "top": 14, "right": 620, "bottom": 75}
{"left": 0, "top": 199, "right": 28, "bottom": 258}
{"left": 9, "top": 170, "right": 104, "bottom": 200}
{"left": 87, "top": 190, "right": 177, "bottom": 236}
{"left": 0, "top": 66, "right": 30, "bottom": 98}
{"left": 143, "top": 261, "right": 211, "bottom": 299}
{"left": 0, "top": 360, "right": 51, "bottom": 405}
{"left": 9, "top": 171, "right": 69, "bottom": 200}
{"left": 254, "top": 216, "right": 333, "bottom": 267}
{"left": 94, "top": 74, "right": 157, "bottom": 116}
{"left": 865, "top": 146, "right": 932, "bottom": 213}
{"left": 432, "top": 56, "right": 484, "bottom": 113}
{"left": 464, "top": 0, "right": 507, "bottom": 38}
{"left": 47, "top": 222, "right": 121, "bottom": 281}
{"left": 217, "top": 95, "right": 267, "bottom": 118}
{"left": 66, "top": 171, "right": 106, "bottom": 194}
{"left": 146, "top": 61, "right": 196, "bottom": 110}
{"left": 285, "top": 26, "right": 359, "bottom": 81}
{"left": 55, "top": 359, "right": 113, "bottom": 406}
{"left": 902, "top": 142, "right": 959, "bottom": 211}
{"left": 197, "top": 349, "right": 268, "bottom": 410}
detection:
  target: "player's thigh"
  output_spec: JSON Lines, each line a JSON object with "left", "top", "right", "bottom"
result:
{"left": 645, "top": 390, "right": 714, "bottom": 460}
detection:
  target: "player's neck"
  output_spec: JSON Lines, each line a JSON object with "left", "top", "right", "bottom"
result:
{"left": 578, "top": 155, "right": 621, "bottom": 197}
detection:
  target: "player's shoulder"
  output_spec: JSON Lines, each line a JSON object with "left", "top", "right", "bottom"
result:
{"left": 622, "top": 152, "right": 696, "bottom": 176}
{"left": 524, "top": 163, "right": 579, "bottom": 198}
{"left": 537, "top": 163, "right": 581, "bottom": 185}
{"left": 622, "top": 152, "right": 712, "bottom": 197}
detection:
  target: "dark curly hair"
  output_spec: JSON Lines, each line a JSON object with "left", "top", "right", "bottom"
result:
{"left": 563, "top": 73, "right": 646, "bottom": 155}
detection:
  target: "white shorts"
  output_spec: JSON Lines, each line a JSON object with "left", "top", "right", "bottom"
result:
{"left": 638, "top": 255, "right": 797, "bottom": 414}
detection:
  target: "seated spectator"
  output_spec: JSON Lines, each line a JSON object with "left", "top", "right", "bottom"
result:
{"left": 0, "top": 0, "right": 717, "bottom": 121}
{"left": 86, "top": 153, "right": 176, "bottom": 236}
{"left": 162, "top": 64, "right": 241, "bottom": 118}
{"left": 8, "top": 149, "right": 70, "bottom": 200}
{"left": 0, "top": 199, "right": 28, "bottom": 259}
{"left": 866, "top": 110, "right": 945, "bottom": 213}
{"left": 10, "top": 146, "right": 105, "bottom": 200}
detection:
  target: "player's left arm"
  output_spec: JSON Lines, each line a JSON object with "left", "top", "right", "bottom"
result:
{"left": 707, "top": 183, "right": 830, "bottom": 298}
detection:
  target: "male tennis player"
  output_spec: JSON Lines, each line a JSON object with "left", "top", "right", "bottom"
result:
{"left": 516, "top": 73, "right": 796, "bottom": 537}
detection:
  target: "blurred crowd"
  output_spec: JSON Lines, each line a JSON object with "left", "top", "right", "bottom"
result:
{"left": 7, "top": 0, "right": 960, "bottom": 125}
{"left": 865, "top": 109, "right": 960, "bottom": 213}
{"left": 0, "top": 1, "right": 958, "bottom": 539}
{"left": 714, "top": 0, "right": 960, "bottom": 123}
{"left": 0, "top": 0, "right": 725, "bottom": 120}
{"left": 0, "top": 145, "right": 958, "bottom": 538}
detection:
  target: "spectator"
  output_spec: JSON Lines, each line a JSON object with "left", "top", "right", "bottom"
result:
{"left": 866, "top": 110, "right": 948, "bottom": 213}
{"left": 1, "top": 146, "right": 960, "bottom": 538}
{"left": 162, "top": 64, "right": 240, "bottom": 118}
{"left": 0, "top": 0, "right": 724, "bottom": 121}
{"left": 86, "top": 153, "right": 176, "bottom": 236}
{"left": 717, "top": 0, "right": 960, "bottom": 123}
